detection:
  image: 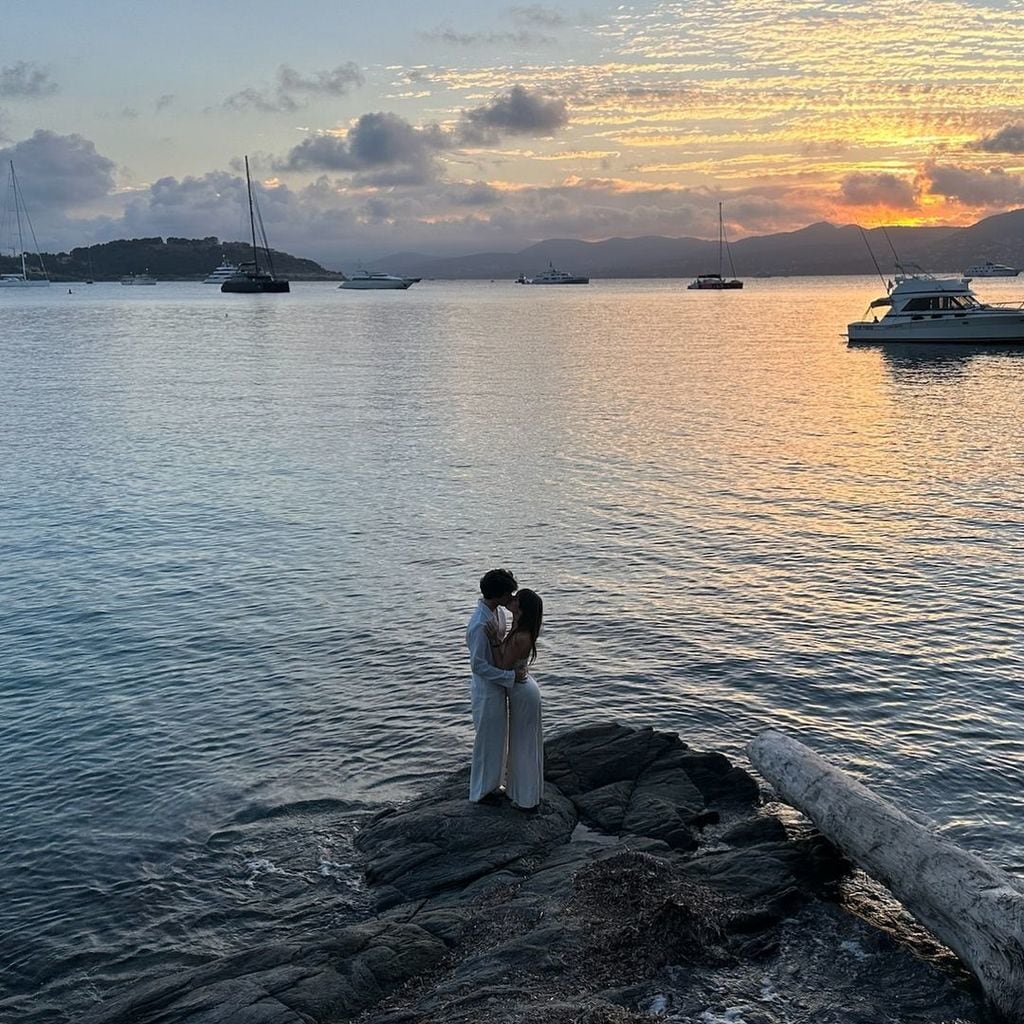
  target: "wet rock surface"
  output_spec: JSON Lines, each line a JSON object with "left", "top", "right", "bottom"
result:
{"left": 80, "top": 724, "right": 985, "bottom": 1024}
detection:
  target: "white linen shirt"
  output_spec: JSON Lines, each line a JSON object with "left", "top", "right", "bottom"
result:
{"left": 466, "top": 600, "right": 515, "bottom": 690}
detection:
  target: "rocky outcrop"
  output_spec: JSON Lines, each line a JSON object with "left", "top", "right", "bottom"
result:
{"left": 80, "top": 723, "right": 984, "bottom": 1024}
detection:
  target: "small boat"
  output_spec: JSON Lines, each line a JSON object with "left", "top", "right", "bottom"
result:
{"left": 203, "top": 257, "right": 241, "bottom": 284}
{"left": 339, "top": 270, "right": 417, "bottom": 290}
{"left": 516, "top": 263, "right": 589, "bottom": 285}
{"left": 963, "top": 260, "right": 1020, "bottom": 278}
{"left": 687, "top": 202, "right": 743, "bottom": 290}
{"left": 120, "top": 272, "right": 157, "bottom": 285}
{"left": 0, "top": 161, "right": 50, "bottom": 288}
{"left": 222, "top": 156, "right": 289, "bottom": 294}
{"left": 847, "top": 268, "right": 1024, "bottom": 343}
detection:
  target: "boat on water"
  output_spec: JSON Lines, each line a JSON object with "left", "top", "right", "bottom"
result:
{"left": 339, "top": 270, "right": 418, "bottom": 290}
{"left": 222, "top": 156, "right": 289, "bottom": 294}
{"left": 847, "top": 267, "right": 1024, "bottom": 343}
{"left": 0, "top": 161, "right": 50, "bottom": 288}
{"left": 203, "top": 257, "right": 241, "bottom": 284}
{"left": 515, "top": 263, "right": 589, "bottom": 285}
{"left": 687, "top": 202, "right": 742, "bottom": 290}
{"left": 963, "top": 260, "right": 1020, "bottom": 278}
{"left": 120, "top": 272, "right": 157, "bottom": 285}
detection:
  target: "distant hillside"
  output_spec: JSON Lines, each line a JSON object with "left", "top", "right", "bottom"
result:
{"left": 6, "top": 209, "right": 1024, "bottom": 282}
{"left": 369, "top": 210, "right": 1024, "bottom": 279}
{"left": 0, "top": 236, "right": 339, "bottom": 282}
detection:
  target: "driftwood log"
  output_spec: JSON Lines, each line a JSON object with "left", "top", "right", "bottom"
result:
{"left": 748, "top": 729, "right": 1024, "bottom": 1022}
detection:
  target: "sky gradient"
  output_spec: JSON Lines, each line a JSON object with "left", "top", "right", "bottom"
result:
{"left": 3, "top": 0, "right": 1024, "bottom": 266}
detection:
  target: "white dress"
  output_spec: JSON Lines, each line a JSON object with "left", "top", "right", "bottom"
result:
{"left": 506, "top": 657, "right": 543, "bottom": 809}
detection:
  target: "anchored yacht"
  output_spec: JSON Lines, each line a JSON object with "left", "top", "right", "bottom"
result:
{"left": 516, "top": 263, "right": 589, "bottom": 285}
{"left": 203, "top": 258, "right": 241, "bottom": 284}
{"left": 847, "top": 268, "right": 1024, "bottom": 343}
{"left": 0, "top": 161, "right": 50, "bottom": 287}
{"left": 339, "top": 270, "right": 419, "bottom": 290}
{"left": 963, "top": 260, "right": 1019, "bottom": 278}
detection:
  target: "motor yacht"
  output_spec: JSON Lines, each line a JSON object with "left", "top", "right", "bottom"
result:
{"left": 120, "top": 273, "right": 157, "bottom": 285}
{"left": 847, "top": 269, "right": 1024, "bottom": 343}
{"left": 515, "top": 263, "right": 589, "bottom": 285}
{"left": 204, "top": 258, "right": 241, "bottom": 284}
{"left": 963, "top": 260, "right": 1019, "bottom": 278}
{"left": 339, "top": 270, "right": 418, "bottom": 290}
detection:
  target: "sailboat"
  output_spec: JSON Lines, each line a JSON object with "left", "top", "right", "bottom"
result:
{"left": 687, "top": 202, "right": 743, "bottom": 290}
{"left": 0, "top": 161, "right": 50, "bottom": 288}
{"left": 221, "top": 155, "right": 289, "bottom": 293}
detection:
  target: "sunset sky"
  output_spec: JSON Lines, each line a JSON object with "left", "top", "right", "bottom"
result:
{"left": 3, "top": 0, "right": 1024, "bottom": 265}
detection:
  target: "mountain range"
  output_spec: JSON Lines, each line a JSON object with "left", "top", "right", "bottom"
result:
{"left": 366, "top": 208, "right": 1024, "bottom": 280}
{"left": 6, "top": 208, "right": 1024, "bottom": 282}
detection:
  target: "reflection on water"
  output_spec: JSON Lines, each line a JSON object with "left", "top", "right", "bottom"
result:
{"left": 849, "top": 339, "right": 1024, "bottom": 379}
{"left": 1, "top": 278, "right": 1022, "bottom": 1021}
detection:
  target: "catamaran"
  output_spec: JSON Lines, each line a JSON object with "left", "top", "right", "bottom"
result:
{"left": 687, "top": 202, "right": 742, "bottom": 290}
{"left": 221, "top": 156, "right": 289, "bottom": 293}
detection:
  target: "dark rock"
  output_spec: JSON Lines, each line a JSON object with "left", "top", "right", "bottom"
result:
{"left": 722, "top": 814, "right": 787, "bottom": 846}
{"left": 678, "top": 752, "right": 759, "bottom": 804}
{"left": 544, "top": 723, "right": 742, "bottom": 848}
{"left": 353, "top": 769, "right": 577, "bottom": 908}
{"left": 79, "top": 724, "right": 983, "bottom": 1024}
{"left": 683, "top": 843, "right": 808, "bottom": 902}
{"left": 79, "top": 921, "right": 450, "bottom": 1024}
{"left": 689, "top": 809, "right": 720, "bottom": 828}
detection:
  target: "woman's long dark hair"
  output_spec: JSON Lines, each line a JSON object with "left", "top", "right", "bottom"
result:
{"left": 511, "top": 588, "right": 543, "bottom": 663}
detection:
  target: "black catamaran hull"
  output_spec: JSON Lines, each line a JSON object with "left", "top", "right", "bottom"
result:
{"left": 221, "top": 277, "right": 290, "bottom": 293}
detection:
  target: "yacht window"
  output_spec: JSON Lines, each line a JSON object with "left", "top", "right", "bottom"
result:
{"left": 902, "top": 294, "right": 974, "bottom": 312}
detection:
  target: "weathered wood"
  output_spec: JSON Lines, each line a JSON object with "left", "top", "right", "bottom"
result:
{"left": 748, "top": 729, "right": 1024, "bottom": 1022}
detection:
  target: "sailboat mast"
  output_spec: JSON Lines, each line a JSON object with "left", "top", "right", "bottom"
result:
{"left": 10, "top": 162, "right": 27, "bottom": 277}
{"left": 718, "top": 201, "right": 723, "bottom": 278}
{"left": 245, "top": 156, "right": 259, "bottom": 273}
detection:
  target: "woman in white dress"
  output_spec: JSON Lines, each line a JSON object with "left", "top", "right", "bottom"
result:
{"left": 490, "top": 589, "right": 544, "bottom": 811}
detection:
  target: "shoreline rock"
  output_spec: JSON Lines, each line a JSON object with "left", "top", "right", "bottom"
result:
{"left": 81, "top": 723, "right": 984, "bottom": 1024}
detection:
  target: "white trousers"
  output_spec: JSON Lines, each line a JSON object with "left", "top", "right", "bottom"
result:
{"left": 469, "top": 679, "right": 508, "bottom": 801}
{"left": 506, "top": 674, "right": 543, "bottom": 809}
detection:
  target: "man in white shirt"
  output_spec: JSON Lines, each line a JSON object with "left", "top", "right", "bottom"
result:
{"left": 466, "top": 567, "right": 525, "bottom": 803}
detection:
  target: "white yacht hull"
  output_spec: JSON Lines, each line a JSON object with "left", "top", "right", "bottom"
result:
{"left": 848, "top": 313, "right": 1024, "bottom": 343}
{"left": 339, "top": 278, "right": 411, "bottom": 290}
{"left": 524, "top": 277, "right": 589, "bottom": 285}
{"left": 0, "top": 278, "right": 49, "bottom": 288}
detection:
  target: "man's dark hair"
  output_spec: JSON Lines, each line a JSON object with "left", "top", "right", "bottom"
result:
{"left": 480, "top": 567, "right": 517, "bottom": 600}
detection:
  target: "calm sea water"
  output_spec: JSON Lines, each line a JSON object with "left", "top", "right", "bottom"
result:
{"left": 1, "top": 278, "right": 1022, "bottom": 1020}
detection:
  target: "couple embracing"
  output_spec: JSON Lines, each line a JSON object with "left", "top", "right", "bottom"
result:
{"left": 466, "top": 568, "right": 544, "bottom": 812}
